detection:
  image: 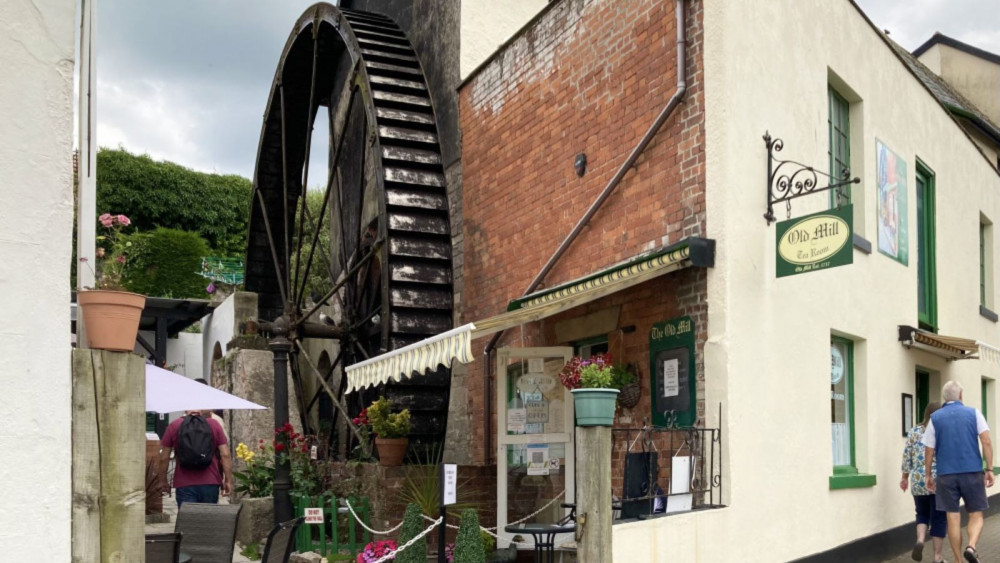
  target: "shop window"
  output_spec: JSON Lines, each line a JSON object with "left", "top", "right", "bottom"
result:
{"left": 830, "top": 336, "right": 875, "bottom": 489}
{"left": 916, "top": 162, "right": 937, "bottom": 331}
{"left": 828, "top": 87, "right": 851, "bottom": 205}
{"left": 574, "top": 336, "right": 608, "bottom": 359}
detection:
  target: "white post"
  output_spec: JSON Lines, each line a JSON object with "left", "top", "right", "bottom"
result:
{"left": 76, "top": 0, "right": 98, "bottom": 347}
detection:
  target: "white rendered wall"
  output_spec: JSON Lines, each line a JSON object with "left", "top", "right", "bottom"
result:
{"left": 460, "top": 0, "right": 547, "bottom": 78}
{"left": 0, "top": 0, "right": 75, "bottom": 559}
{"left": 202, "top": 293, "right": 236, "bottom": 380}
{"left": 612, "top": 1, "right": 1000, "bottom": 561}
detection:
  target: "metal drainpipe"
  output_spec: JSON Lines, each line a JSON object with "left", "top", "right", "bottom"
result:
{"left": 482, "top": 0, "right": 688, "bottom": 465}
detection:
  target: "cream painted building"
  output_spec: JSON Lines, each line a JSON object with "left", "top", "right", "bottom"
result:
{"left": 0, "top": 0, "right": 76, "bottom": 559}
{"left": 616, "top": 1, "right": 1000, "bottom": 560}
{"left": 460, "top": 0, "right": 547, "bottom": 78}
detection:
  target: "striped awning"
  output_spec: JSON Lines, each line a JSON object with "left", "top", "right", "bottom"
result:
{"left": 345, "top": 237, "right": 715, "bottom": 393}
{"left": 345, "top": 324, "right": 476, "bottom": 394}
{"left": 898, "top": 325, "right": 979, "bottom": 361}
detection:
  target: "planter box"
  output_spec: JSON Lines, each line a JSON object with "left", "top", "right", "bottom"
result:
{"left": 236, "top": 496, "right": 274, "bottom": 546}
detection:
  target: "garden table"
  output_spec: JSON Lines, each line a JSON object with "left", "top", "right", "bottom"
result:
{"left": 504, "top": 522, "right": 575, "bottom": 563}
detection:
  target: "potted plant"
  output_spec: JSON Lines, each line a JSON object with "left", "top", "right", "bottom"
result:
{"left": 560, "top": 353, "right": 620, "bottom": 426}
{"left": 365, "top": 397, "right": 411, "bottom": 466}
{"left": 611, "top": 363, "right": 641, "bottom": 408}
{"left": 77, "top": 213, "right": 145, "bottom": 351}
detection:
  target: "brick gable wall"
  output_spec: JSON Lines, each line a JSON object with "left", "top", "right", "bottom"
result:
{"left": 457, "top": 0, "right": 706, "bottom": 464}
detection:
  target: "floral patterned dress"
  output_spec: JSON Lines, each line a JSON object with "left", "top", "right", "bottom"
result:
{"left": 902, "top": 424, "right": 937, "bottom": 495}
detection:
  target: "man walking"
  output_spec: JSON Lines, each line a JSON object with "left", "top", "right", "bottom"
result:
{"left": 924, "top": 381, "right": 994, "bottom": 563}
{"left": 159, "top": 409, "right": 233, "bottom": 508}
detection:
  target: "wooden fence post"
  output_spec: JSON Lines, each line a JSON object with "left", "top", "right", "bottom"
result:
{"left": 72, "top": 349, "right": 145, "bottom": 562}
{"left": 575, "top": 426, "right": 612, "bottom": 562}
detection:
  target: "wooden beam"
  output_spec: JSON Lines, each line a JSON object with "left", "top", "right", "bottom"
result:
{"left": 71, "top": 349, "right": 101, "bottom": 563}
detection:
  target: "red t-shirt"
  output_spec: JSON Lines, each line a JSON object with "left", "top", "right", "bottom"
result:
{"left": 162, "top": 415, "right": 227, "bottom": 488}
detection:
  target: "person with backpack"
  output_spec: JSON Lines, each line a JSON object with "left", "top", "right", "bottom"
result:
{"left": 158, "top": 409, "right": 232, "bottom": 508}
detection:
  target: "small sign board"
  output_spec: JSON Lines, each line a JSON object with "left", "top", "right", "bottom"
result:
{"left": 775, "top": 205, "right": 853, "bottom": 277}
{"left": 441, "top": 463, "right": 457, "bottom": 506}
{"left": 525, "top": 400, "right": 549, "bottom": 424}
{"left": 304, "top": 507, "right": 324, "bottom": 524}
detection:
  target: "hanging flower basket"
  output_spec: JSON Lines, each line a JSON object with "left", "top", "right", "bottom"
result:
{"left": 78, "top": 289, "right": 145, "bottom": 352}
{"left": 617, "top": 382, "right": 641, "bottom": 408}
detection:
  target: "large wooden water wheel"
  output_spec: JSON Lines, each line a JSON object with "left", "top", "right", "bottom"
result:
{"left": 244, "top": 4, "right": 453, "bottom": 455}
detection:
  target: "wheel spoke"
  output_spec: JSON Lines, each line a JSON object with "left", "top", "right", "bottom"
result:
{"left": 292, "top": 28, "right": 322, "bottom": 305}
{"left": 304, "top": 347, "right": 345, "bottom": 414}
{"left": 295, "top": 240, "right": 381, "bottom": 327}
{"left": 288, "top": 351, "right": 311, "bottom": 433}
{"left": 253, "top": 189, "right": 289, "bottom": 304}
{"left": 293, "top": 339, "right": 363, "bottom": 443}
{"left": 279, "top": 82, "right": 292, "bottom": 308}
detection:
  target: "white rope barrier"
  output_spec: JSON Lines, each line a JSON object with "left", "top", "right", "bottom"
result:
{"left": 485, "top": 490, "right": 565, "bottom": 530}
{"left": 344, "top": 499, "right": 406, "bottom": 535}
{"left": 369, "top": 517, "right": 443, "bottom": 563}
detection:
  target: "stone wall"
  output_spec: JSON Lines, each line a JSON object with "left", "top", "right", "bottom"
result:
{"left": 212, "top": 349, "right": 301, "bottom": 465}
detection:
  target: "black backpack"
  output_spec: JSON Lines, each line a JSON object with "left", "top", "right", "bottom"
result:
{"left": 175, "top": 414, "right": 216, "bottom": 470}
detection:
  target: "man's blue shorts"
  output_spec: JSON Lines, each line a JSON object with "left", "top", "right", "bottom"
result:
{"left": 935, "top": 472, "right": 989, "bottom": 513}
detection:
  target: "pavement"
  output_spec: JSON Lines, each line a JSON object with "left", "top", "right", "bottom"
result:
{"left": 883, "top": 511, "right": 1000, "bottom": 563}
{"left": 145, "top": 491, "right": 254, "bottom": 562}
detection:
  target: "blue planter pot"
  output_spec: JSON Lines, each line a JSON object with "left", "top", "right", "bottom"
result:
{"left": 571, "top": 388, "right": 620, "bottom": 426}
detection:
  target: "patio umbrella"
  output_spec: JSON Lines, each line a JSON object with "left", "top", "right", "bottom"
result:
{"left": 145, "top": 364, "right": 267, "bottom": 413}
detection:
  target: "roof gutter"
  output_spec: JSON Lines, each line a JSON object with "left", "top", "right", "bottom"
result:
{"left": 481, "top": 0, "right": 689, "bottom": 464}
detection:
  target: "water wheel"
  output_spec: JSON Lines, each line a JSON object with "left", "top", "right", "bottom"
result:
{"left": 244, "top": 4, "right": 453, "bottom": 455}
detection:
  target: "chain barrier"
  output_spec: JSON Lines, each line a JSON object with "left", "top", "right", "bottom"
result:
{"left": 344, "top": 499, "right": 406, "bottom": 535}
{"left": 368, "top": 517, "right": 442, "bottom": 563}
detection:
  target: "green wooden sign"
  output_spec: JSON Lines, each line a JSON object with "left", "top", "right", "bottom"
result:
{"left": 649, "top": 316, "right": 696, "bottom": 427}
{"left": 775, "top": 204, "right": 853, "bottom": 278}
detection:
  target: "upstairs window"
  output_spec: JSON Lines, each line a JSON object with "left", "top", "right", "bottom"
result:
{"left": 916, "top": 162, "right": 937, "bottom": 331}
{"left": 828, "top": 87, "right": 851, "bottom": 206}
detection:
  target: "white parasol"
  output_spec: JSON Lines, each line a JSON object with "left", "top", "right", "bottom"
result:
{"left": 145, "top": 364, "right": 267, "bottom": 413}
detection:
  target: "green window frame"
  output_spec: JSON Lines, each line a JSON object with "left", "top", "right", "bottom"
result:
{"left": 830, "top": 336, "right": 876, "bottom": 489}
{"left": 917, "top": 163, "right": 937, "bottom": 331}
{"left": 916, "top": 370, "right": 930, "bottom": 424}
{"left": 981, "top": 222, "right": 987, "bottom": 307}
{"left": 983, "top": 379, "right": 989, "bottom": 422}
{"left": 828, "top": 87, "right": 851, "bottom": 206}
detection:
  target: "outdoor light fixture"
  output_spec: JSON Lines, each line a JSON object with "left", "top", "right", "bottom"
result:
{"left": 575, "top": 153, "right": 587, "bottom": 177}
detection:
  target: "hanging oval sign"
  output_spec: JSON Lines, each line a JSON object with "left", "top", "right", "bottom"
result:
{"left": 777, "top": 213, "right": 851, "bottom": 265}
{"left": 517, "top": 373, "right": 558, "bottom": 395}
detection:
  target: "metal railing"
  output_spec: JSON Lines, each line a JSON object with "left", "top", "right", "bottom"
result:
{"left": 610, "top": 419, "right": 723, "bottom": 521}
{"left": 294, "top": 494, "right": 372, "bottom": 557}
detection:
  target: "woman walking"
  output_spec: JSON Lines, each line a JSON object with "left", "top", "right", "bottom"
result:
{"left": 901, "top": 401, "right": 947, "bottom": 562}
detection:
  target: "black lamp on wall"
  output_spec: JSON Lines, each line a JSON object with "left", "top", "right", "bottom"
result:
{"left": 574, "top": 152, "right": 587, "bottom": 177}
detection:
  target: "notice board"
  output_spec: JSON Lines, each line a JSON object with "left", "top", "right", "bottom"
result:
{"left": 650, "top": 316, "right": 696, "bottom": 427}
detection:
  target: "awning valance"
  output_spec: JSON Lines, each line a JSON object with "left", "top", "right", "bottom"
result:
{"left": 345, "top": 237, "right": 715, "bottom": 393}
{"left": 898, "top": 325, "right": 979, "bottom": 361}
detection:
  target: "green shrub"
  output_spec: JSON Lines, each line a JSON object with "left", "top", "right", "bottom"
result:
{"left": 579, "top": 363, "right": 613, "bottom": 388}
{"left": 97, "top": 148, "right": 251, "bottom": 256}
{"left": 452, "top": 509, "right": 485, "bottom": 563}
{"left": 366, "top": 397, "right": 411, "bottom": 439}
{"left": 393, "top": 503, "right": 427, "bottom": 563}
{"left": 610, "top": 363, "right": 637, "bottom": 389}
{"left": 124, "top": 227, "right": 210, "bottom": 298}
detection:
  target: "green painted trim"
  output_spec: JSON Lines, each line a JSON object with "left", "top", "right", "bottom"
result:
{"left": 981, "top": 222, "right": 987, "bottom": 307}
{"left": 832, "top": 336, "right": 857, "bottom": 470}
{"left": 833, "top": 465, "right": 858, "bottom": 476}
{"left": 916, "top": 161, "right": 937, "bottom": 331}
{"left": 828, "top": 87, "right": 852, "bottom": 207}
{"left": 829, "top": 473, "right": 877, "bottom": 489}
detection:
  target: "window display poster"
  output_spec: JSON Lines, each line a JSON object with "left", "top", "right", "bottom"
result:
{"left": 527, "top": 444, "right": 549, "bottom": 476}
{"left": 508, "top": 408, "right": 526, "bottom": 433}
{"left": 650, "top": 316, "right": 696, "bottom": 427}
{"left": 876, "top": 139, "right": 908, "bottom": 265}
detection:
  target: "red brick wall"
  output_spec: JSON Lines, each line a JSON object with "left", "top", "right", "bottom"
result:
{"left": 458, "top": 0, "right": 706, "bottom": 465}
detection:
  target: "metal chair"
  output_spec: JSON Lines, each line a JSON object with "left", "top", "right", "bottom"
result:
{"left": 145, "top": 532, "right": 183, "bottom": 563}
{"left": 261, "top": 517, "right": 306, "bottom": 563}
{"left": 174, "top": 502, "right": 243, "bottom": 563}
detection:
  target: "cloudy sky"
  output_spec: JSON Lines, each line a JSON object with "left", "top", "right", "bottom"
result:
{"left": 92, "top": 0, "right": 1000, "bottom": 181}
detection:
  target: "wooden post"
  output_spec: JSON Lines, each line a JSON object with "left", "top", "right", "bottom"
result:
{"left": 575, "top": 426, "right": 612, "bottom": 562}
{"left": 72, "top": 350, "right": 145, "bottom": 563}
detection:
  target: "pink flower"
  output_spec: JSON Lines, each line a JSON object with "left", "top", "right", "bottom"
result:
{"left": 116, "top": 255, "right": 126, "bottom": 264}
{"left": 99, "top": 213, "right": 114, "bottom": 228}
{"left": 96, "top": 247, "right": 106, "bottom": 258}
{"left": 116, "top": 214, "right": 131, "bottom": 226}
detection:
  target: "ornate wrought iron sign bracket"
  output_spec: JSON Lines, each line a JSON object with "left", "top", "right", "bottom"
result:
{"left": 763, "top": 131, "right": 860, "bottom": 225}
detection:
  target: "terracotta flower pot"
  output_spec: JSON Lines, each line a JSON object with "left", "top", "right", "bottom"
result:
{"left": 78, "top": 290, "right": 146, "bottom": 352}
{"left": 375, "top": 437, "right": 408, "bottom": 466}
